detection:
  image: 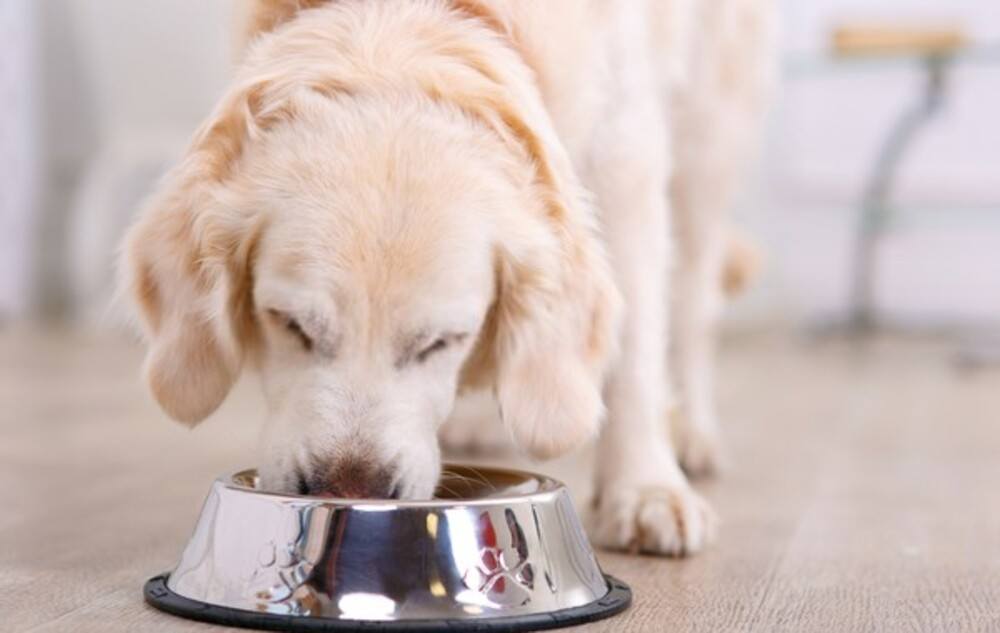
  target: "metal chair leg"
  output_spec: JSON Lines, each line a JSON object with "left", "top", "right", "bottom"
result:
{"left": 846, "top": 55, "right": 950, "bottom": 334}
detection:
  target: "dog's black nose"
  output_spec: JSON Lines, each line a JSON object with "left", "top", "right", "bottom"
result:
{"left": 304, "top": 456, "right": 397, "bottom": 499}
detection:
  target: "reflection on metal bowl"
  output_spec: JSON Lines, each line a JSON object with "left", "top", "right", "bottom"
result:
{"left": 145, "top": 464, "right": 631, "bottom": 632}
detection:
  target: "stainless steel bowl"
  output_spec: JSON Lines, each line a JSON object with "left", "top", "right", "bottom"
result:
{"left": 145, "top": 465, "right": 630, "bottom": 631}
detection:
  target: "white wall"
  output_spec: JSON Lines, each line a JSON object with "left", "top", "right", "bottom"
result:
{"left": 0, "top": 0, "right": 40, "bottom": 317}
{"left": 29, "top": 0, "right": 239, "bottom": 317}
{"left": 42, "top": 0, "right": 237, "bottom": 169}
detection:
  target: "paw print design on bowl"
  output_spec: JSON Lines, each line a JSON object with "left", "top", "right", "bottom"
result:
{"left": 249, "top": 511, "right": 319, "bottom": 615}
{"left": 461, "top": 509, "right": 535, "bottom": 606}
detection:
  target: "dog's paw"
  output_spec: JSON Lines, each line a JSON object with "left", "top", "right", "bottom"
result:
{"left": 590, "top": 482, "right": 717, "bottom": 556}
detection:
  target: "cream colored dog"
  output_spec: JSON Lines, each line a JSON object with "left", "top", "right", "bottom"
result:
{"left": 121, "top": 0, "right": 774, "bottom": 555}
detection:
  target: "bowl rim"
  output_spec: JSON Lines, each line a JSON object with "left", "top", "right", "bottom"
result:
{"left": 146, "top": 572, "right": 632, "bottom": 631}
{"left": 219, "top": 463, "right": 568, "bottom": 509}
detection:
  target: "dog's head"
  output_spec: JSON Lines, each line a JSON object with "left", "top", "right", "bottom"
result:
{"left": 120, "top": 19, "right": 619, "bottom": 499}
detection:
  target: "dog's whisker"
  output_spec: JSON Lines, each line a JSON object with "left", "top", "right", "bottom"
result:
{"left": 434, "top": 478, "right": 461, "bottom": 496}
{"left": 453, "top": 467, "right": 493, "bottom": 490}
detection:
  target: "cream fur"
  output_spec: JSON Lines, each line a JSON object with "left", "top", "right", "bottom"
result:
{"left": 120, "top": 0, "right": 775, "bottom": 555}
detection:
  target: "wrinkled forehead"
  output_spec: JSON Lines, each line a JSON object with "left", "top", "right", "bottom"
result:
{"left": 254, "top": 201, "right": 495, "bottom": 330}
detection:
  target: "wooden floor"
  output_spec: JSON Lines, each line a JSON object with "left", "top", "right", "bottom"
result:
{"left": 3, "top": 324, "right": 999, "bottom": 632}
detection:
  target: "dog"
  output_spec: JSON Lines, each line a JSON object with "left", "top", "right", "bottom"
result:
{"left": 120, "top": 0, "right": 774, "bottom": 556}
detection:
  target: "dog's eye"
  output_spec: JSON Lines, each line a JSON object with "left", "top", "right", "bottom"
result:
{"left": 285, "top": 318, "right": 313, "bottom": 351}
{"left": 267, "top": 309, "right": 313, "bottom": 351}
{"left": 416, "top": 337, "right": 448, "bottom": 363}
{"left": 415, "top": 333, "right": 466, "bottom": 364}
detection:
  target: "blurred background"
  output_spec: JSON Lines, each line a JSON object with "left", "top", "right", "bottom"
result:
{"left": 4, "top": 3, "right": 1000, "bottom": 630}
{"left": 2, "top": 0, "right": 999, "bottom": 337}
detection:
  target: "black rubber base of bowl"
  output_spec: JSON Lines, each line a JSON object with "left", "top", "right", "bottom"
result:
{"left": 144, "top": 573, "right": 630, "bottom": 632}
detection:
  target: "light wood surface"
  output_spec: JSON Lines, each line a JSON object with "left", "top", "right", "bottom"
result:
{"left": 832, "top": 24, "right": 968, "bottom": 57}
{"left": 3, "top": 325, "right": 1000, "bottom": 632}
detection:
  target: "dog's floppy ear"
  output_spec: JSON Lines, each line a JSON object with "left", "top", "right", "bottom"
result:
{"left": 120, "top": 80, "right": 283, "bottom": 425}
{"left": 490, "top": 216, "right": 621, "bottom": 460}
{"left": 440, "top": 38, "right": 623, "bottom": 460}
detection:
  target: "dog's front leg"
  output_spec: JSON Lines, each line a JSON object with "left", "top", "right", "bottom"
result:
{"left": 586, "top": 99, "right": 716, "bottom": 557}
